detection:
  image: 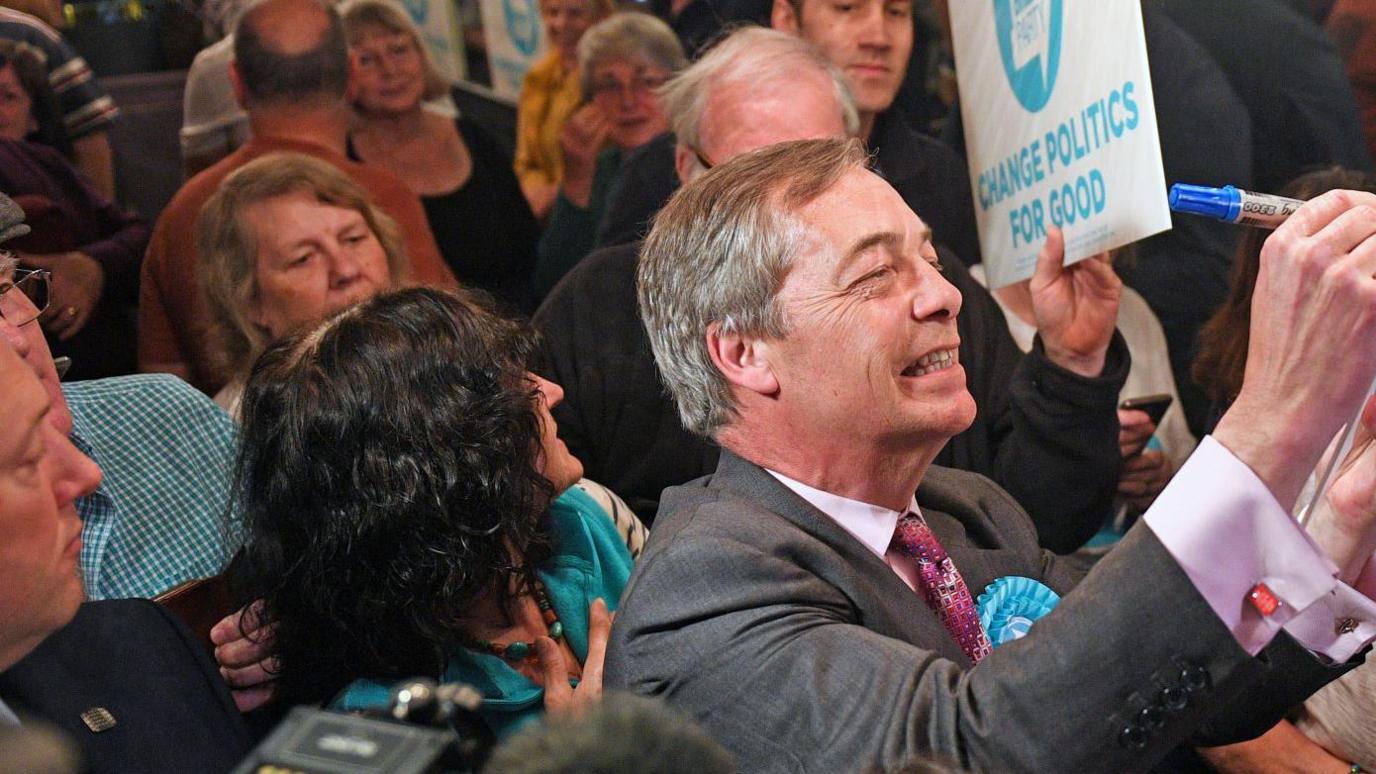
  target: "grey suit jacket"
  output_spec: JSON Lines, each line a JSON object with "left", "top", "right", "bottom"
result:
{"left": 605, "top": 451, "right": 1353, "bottom": 773}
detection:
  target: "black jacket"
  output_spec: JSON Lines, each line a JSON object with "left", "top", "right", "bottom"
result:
{"left": 0, "top": 599, "right": 252, "bottom": 773}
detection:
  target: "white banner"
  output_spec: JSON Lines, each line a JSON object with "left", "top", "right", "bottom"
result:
{"left": 951, "top": 0, "right": 1170, "bottom": 288}
{"left": 400, "top": 0, "right": 467, "bottom": 82}
{"left": 479, "top": 0, "right": 548, "bottom": 99}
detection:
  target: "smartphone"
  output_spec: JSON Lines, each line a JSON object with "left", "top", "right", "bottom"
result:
{"left": 1119, "top": 393, "right": 1173, "bottom": 427}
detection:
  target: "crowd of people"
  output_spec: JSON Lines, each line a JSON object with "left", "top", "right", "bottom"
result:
{"left": 3, "top": 0, "right": 1376, "bottom": 772}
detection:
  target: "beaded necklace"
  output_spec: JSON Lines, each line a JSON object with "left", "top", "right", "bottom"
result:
{"left": 462, "top": 578, "right": 564, "bottom": 663}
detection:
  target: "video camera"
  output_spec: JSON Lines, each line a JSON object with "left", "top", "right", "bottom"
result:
{"left": 232, "top": 679, "right": 495, "bottom": 774}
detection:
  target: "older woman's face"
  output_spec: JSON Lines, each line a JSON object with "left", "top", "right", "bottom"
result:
{"left": 0, "top": 65, "right": 35, "bottom": 142}
{"left": 244, "top": 191, "right": 392, "bottom": 340}
{"left": 351, "top": 27, "right": 427, "bottom": 116}
{"left": 540, "top": 0, "right": 597, "bottom": 65}
{"left": 588, "top": 57, "right": 669, "bottom": 151}
{"left": 530, "top": 374, "right": 583, "bottom": 493}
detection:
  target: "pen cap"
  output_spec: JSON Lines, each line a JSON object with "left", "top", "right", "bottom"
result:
{"left": 1168, "top": 184, "right": 1240, "bottom": 221}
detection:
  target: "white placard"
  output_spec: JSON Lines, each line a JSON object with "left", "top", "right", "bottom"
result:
{"left": 951, "top": 0, "right": 1170, "bottom": 288}
{"left": 399, "top": 0, "right": 467, "bottom": 82}
{"left": 479, "top": 0, "right": 548, "bottom": 99}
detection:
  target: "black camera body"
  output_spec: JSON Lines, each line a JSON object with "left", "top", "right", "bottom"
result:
{"left": 232, "top": 680, "right": 494, "bottom": 774}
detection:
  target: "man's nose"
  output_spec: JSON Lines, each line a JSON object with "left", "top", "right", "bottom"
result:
{"left": 911, "top": 263, "right": 962, "bottom": 321}
{"left": 0, "top": 317, "right": 30, "bottom": 358}
{"left": 856, "top": 4, "right": 893, "bottom": 47}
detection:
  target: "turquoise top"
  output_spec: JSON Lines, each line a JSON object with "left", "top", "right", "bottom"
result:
{"left": 333, "top": 486, "right": 634, "bottom": 739}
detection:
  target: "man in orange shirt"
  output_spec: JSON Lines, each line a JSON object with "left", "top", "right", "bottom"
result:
{"left": 139, "top": 0, "right": 455, "bottom": 394}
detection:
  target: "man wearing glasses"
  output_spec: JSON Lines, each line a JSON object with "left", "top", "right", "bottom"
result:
{"left": 0, "top": 193, "right": 240, "bottom": 601}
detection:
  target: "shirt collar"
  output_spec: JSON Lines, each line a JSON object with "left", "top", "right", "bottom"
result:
{"left": 765, "top": 469, "right": 920, "bottom": 559}
{"left": 0, "top": 695, "right": 19, "bottom": 726}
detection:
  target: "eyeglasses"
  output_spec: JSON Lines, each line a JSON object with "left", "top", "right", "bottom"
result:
{"left": 0, "top": 267, "right": 50, "bottom": 327}
{"left": 588, "top": 72, "right": 669, "bottom": 99}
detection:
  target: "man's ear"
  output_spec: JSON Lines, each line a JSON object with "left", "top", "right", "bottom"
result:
{"left": 673, "top": 143, "right": 697, "bottom": 186}
{"left": 229, "top": 61, "right": 248, "bottom": 109}
{"left": 771, "top": 0, "right": 800, "bottom": 33}
{"left": 706, "top": 323, "right": 779, "bottom": 397}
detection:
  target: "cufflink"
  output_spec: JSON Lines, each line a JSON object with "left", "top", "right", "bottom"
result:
{"left": 80, "top": 707, "right": 115, "bottom": 733}
{"left": 1336, "top": 617, "right": 1358, "bottom": 635}
{"left": 1248, "top": 582, "right": 1280, "bottom": 617}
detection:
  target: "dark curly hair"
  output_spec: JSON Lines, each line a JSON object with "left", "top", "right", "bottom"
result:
{"left": 231, "top": 286, "right": 556, "bottom": 704}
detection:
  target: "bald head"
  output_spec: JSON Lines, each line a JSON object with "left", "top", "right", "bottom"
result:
{"left": 234, "top": 0, "right": 349, "bottom": 106}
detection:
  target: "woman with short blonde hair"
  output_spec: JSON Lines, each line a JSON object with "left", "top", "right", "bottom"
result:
{"left": 343, "top": 0, "right": 541, "bottom": 311}
{"left": 197, "top": 151, "right": 408, "bottom": 411}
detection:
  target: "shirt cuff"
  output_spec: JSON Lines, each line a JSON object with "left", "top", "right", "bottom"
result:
{"left": 1144, "top": 436, "right": 1376, "bottom": 660}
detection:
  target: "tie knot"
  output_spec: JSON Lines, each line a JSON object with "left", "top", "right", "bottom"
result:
{"left": 890, "top": 511, "right": 947, "bottom": 565}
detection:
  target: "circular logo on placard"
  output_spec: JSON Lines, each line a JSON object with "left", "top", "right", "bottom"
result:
{"left": 993, "top": 0, "right": 1063, "bottom": 113}
{"left": 402, "top": 0, "right": 428, "bottom": 24}
{"left": 504, "top": 0, "right": 541, "bottom": 57}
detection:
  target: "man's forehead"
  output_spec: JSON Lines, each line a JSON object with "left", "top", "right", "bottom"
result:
{"left": 705, "top": 78, "right": 846, "bottom": 154}
{"left": 788, "top": 166, "right": 926, "bottom": 271}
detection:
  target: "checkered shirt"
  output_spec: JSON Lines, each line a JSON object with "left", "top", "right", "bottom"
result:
{"left": 66, "top": 374, "right": 239, "bottom": 600}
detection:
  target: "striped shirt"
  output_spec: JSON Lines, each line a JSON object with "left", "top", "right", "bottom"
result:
{"left": 0, "top": 8, "right": 118, "bottom": 138}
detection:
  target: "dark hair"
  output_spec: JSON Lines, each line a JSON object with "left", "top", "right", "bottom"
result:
{"left": 1193, "top": 167, "right": 1376, "bottom": 404}
{"left": 231, "top": 287, "right": 556, "bottom": 704}
{"left": 234, "top": 0, "right": 349, "bottom": 105}
{"left": 0, "top": 40, "right": 70, "bottom": 157}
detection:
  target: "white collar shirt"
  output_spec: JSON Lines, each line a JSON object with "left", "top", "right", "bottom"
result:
{"left": 766, "top": 469, "right": 923, "bottom": 591}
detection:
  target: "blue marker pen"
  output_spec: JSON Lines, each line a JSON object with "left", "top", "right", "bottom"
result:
{"left": 1168, "top": 184, "right": 1304, "bottom": 229}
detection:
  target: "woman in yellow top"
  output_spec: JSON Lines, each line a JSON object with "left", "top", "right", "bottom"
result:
{"left": 515, "top": 0, "right": 614, "bottom": 220}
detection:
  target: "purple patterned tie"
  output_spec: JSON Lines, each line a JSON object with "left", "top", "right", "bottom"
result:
{"left": 889, "top": 511, "right": 992, "bottom": 663}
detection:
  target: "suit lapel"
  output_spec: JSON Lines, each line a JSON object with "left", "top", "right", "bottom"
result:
{"left": 710, "top": 451, "right": 973, "bottom": 665}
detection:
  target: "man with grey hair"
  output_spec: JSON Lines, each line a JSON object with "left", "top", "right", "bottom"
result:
{"left": 139, "top": 0, "right": 456, "bottom": 397}
{"left": 595, "top": 3, "right": 978, "bottom": 262}
{"left": 535, "top": 26, "right": 1124, "bottom": 552}
{"left": 605, "top": 137, "right": 1376, "bottom": 772}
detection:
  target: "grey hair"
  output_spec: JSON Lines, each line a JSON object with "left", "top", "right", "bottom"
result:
{"left": 638, "top": 137, "right": 869, "bottom": 436}
{"left": 660, "top": 25, "right": 860, "bottom": 171}
{"left": 0, "top": 252, "right": 14, "bottom": 274}
{"left": 577, "top": 11, "right": 687, "bottom": 97}
{"left": 483, "top": 692, "right": 735, "bottom": 774}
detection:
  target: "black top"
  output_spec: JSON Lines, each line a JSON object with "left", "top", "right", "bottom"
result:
{"left": 595, "top": 105, "right": 982, "bottom": 264}
{"left": 350, "top": 117, "right": 540, "bottom": 313}
{"left": 0, "top": 599, "right": 253, "bottom": 773}
{"left": 1156, "top": 0, "right": 1371, "bottom": 192}
{"left": 534, "top": 241, "right": 1127, "bottom": 553}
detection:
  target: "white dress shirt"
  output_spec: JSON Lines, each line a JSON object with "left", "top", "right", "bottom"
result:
{"left": 769, "top": 436, "right": 1376, "bottom": 663}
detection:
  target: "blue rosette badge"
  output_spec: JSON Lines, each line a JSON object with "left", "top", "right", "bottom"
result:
{"left": 977, "top": 576, "right": 1061, "bottom": 647}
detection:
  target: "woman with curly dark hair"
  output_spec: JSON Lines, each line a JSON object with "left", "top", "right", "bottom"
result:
{"left": 229, "top": 286, "right": 638, "bottom": 738}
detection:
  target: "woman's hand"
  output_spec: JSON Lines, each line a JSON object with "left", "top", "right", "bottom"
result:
{"left": 210, "top": 601, "right": 281, "bottom": 713}
{"left": 558, "top": 105, "right": 610, "bottom": 209}
{"left": 1118, "top": 449, "right": 1172, "bottom": 511}
{"left": 537, "top": 597, "right": 611, "bottom": 717}
{"left": 21, "top": 251, "right": 104, "bottom": 340}
{"left": 1118, "top": 408, "right": 1155, "bottom": 459}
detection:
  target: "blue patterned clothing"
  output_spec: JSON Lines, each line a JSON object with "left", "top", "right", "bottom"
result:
{"left": 66, "top": 374, "right": 238, "bottom": 600}
{"left": 335, "top": 485, "right": 635, "bottom": 738}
